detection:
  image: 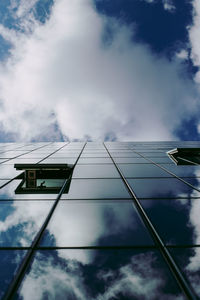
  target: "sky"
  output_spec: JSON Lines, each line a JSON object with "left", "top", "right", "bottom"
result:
{"left": 0, "top": 0, "right": 199, "bottom": 141}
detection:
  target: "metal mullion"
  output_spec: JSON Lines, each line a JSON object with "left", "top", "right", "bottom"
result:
{"left": 3, "top": 142, "right": 86, "bottom": 300}
{"left": 0, "top": 142, "right": 53, "bottom": 165}
{"left": 37, "top": 142, "right": 69, "bottom": 163}
{"left": 0, "top": 143, "right": 56, "bottom": 190}
{"left": 104, "top": 143, "right": 197, "bottom": 300}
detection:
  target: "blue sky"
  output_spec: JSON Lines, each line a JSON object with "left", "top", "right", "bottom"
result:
{"left": 0, "top": 0, "right": 199, "bottom": 141}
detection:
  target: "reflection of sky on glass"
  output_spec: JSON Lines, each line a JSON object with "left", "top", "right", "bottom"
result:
{"left": 118, "top": 163, "right": 173, "bottom": 178}
{"left": 0, "top": 250, "right": 27, "bottom": 299}
{"left": 40, "top": 200, "right": 153, "bottom": 247}
{"left": 61, "top": 179, "right": 131, "bottom": 199}
{"left": 170, "top": 248, "right": 200, "bottom": 297}
{"left": 0, "top": 180, "right": 58, "bottom": 199}
{"left": 16, "top": 249, "right": 183, "bottom": 300}
{"left": 0, "top": 201, "right": 53, "bottom": 246}
{"left": 140, "top": 199, "right": 198, "bottom": 245}
{"left": 128, "top": 178, "right": 199, "bottom": 198}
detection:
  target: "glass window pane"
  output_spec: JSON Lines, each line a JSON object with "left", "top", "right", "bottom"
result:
{"left": 141, "top": 199, "right": 199, "bottom": 245}
{"left": 169, "top": 247, "right": 200, "bottom": 297}
{"left": 16, "top": 249, "right": 183, "bottom": 299}
{"left": 72, "top": 164, "right": 120, "bottom": 178}
{"left": 114, "top": 157, "right": 152, "bottom": 163}
{"left": 0, "top": 201, "right": 53, "bottom": 246}
{"left": 40, "top": 200, "right": 153, "bottom": 246}
{"left": 159, "top": 164, "right": 200, "bottom": 177}
{"left": 0, "top": 250, "right": 27, "bottom": 299}
{"left": 77, "top": 157, "right": 112, "bottom": 164}
{"left": 128, "top": 178, "right": 198, "bottom": 199}
{"left": 118, "top": 164, "right": 172, "bottom": 178}
{"left": 61, "top": 179, "right": 131, "bottom": 199}
{"left": 148, "top": 157, "right": 173, "bottom": 164}
{"left": 0, "top": 181, "right": 58, "bottom": 200}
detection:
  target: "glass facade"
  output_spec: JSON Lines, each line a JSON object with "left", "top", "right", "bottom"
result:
{"left": 0, "top": 141, "right": 200, "bottom": 299}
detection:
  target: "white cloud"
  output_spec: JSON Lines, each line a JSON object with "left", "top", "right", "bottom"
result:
{"left": 142, "top": 0, "right": 176, "bottom": 12}
{"left": 176, "top": 49, "right": 188, "bottom": 60}
{"left": 0, "top": 0, "right": 198, "bottom": 141}
{"left": 18, "top": 251, "right": 184, "bottom": 299}
{"left": 189, "top": 0, "right": 200, "bottom": 83}
{"left": 162, "top": 0, "right": 176, "bottom": 12}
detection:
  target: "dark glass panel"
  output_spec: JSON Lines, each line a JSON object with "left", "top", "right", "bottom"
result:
{"left": 114, "top": 158, "right": 151, "bottom": 163}
{"left": 149, "top": 157, "right": 173, "bottom": 163}
{"left": 61, "top": 179, "right": 131, "bottom": 199}
{"left": 169, "top": 247, "right": 200, "bottom": 297}
{"left": 77, "top": 157, "right": 112, "bottom": 164}
{"left": 72, "top": 164, "right": 119, "bottom": 178}
{"left": 15, "top": 249, "right": 183, "bottom": 299}
{"left": 80, "top": 153, "right": 109, "bottom": 157}
{"left": 138, "top": 152, "right": 167, "bottom": 157}
{"left": 141, "top": 199, "right": 200, "bottom": 245}
{"left": 0, "top": 201, "right": 53, "bottom": 246}
{"left": 41, "top": 158, "right": 77, "bottom": 164}
{"left": 118, "top": 164, "right": 172, "bottom": 178}
{"left": 110, "top": 152, "right": 142, "bottom": 157}
{"left": 0, "top": 250, "right": 27, "bottom": 299}
{"left": 128, "top": 178, "right": 198, "bottom": 199}
{"left": 40, "top": 200, "right": 153, "bottom": 247}
{"left": 159, "top": 164, "right": 199, "bottom": 177}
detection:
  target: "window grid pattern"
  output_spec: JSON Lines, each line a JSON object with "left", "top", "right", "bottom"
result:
{"left": 0, "top": 142, "right": 200, "bottom": 299}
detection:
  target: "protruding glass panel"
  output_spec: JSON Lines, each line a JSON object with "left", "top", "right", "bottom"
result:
{"left": 167, "top": 148, "right": 200, "bottom": 165}
{"left": 118, "top": 164, "right": 172, "bottom": 178}
{"left": 61, "top": 179, "right": 131, "bottom": 199}
{"left": 0, "top": 201, "right": 53, "bottom": 246}
{"left": 169, "top": 247, "right": 200, "bottom": 297}
{"left": 72, "top": 164, "right": 120, "bottom": 178}
{"left": 15, "top": 249, "right": 183, "bottom": 299}
{"left": 128, "top": 178, "right": 198, "bottom": 199}
{"left": 14, "top": 163, "right": 73, "bottom": 194}
{"left": 0, "top": 250, "right": 27, "bottom": 299}
{"left": 141, "top": 199, "right": 200, "bottom": 245}
{"left": 40, "top": 200, "right": 153, "bottom": 246}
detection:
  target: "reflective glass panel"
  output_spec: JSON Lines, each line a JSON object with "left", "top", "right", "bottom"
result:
{"left": 15, "top": 249, "right": 183, "bottom": 299}
{"left": 148, "top": 157, "right": 173, "bottom": 163}
{"left": 0, "top": 165, "right": 23, "bottom": 179}
{"left": 61, "top": 179, "right": 131, "bottom": 199}
{"left": 118, "top": 164, "right": 172, "bottom": 178}
{"left": 40, "top": 200, "right": 153, "bottom": 246}
{"left": 169, "top": 247, "right": 200, "bottom": 297}
{"left": 77, "top": 158, "right": 112, "bottom": 164}
{"left": 140, "top": 199, "right": 200, "bottom": 245}
{"left": 114, "top": 157, "right": 151, "bottom": 163}
{"left": 0, "top": 250, "right": 27, "bottom": 299}
{"left": 159, "top": 165, "right": 199, "bottom": 177}
{"left": 128, "top": 178, "right": 198, "bottom": 199}
{"left": 0, "top": 201, "right": 53, "bottom": 246}
{"left": 72, "top": 164, "right": 120, "bottom": 178}
{"left": 80, "top": 153, "right": 109, "bottom": 157}
{"left": 0, "top": 181, "right": 58, "bottom": 200}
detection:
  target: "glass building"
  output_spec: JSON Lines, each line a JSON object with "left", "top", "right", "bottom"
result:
{"left": 0, "top": 141, "right": 200, "bottom": 299}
